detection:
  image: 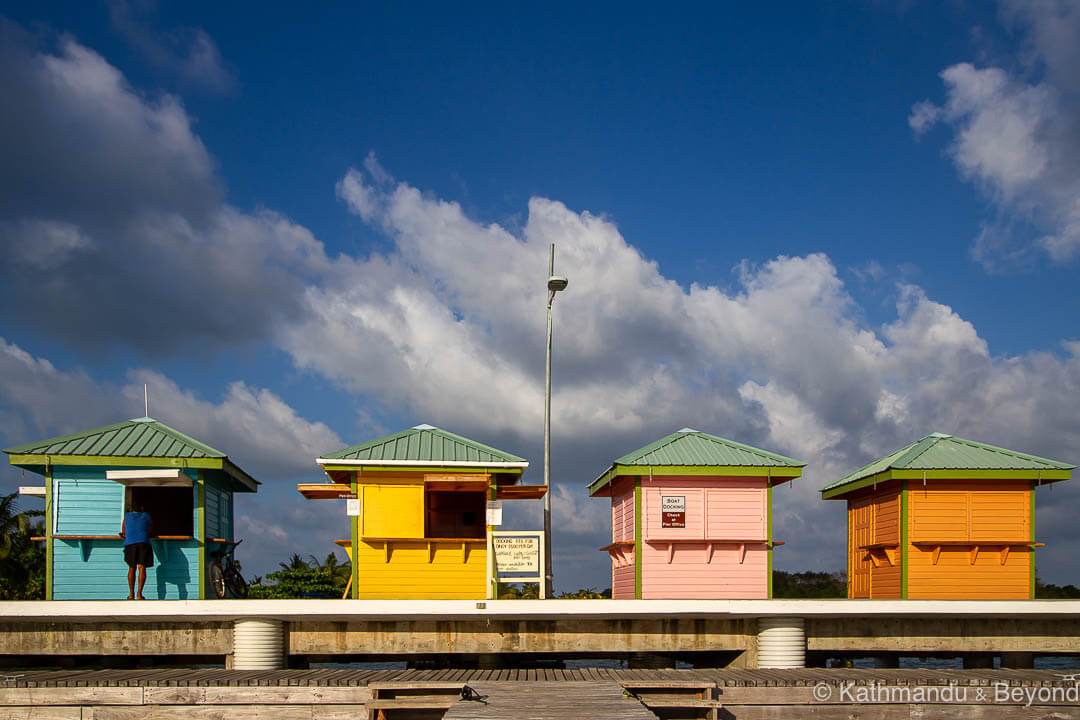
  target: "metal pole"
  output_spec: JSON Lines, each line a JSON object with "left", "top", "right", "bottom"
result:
{"left": 544, "top": 243, "right": 554, "bottom": 599}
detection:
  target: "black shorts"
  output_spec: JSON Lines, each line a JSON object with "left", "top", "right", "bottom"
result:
{"left": 124, "top": 542, "right": 154, "bottom": 568}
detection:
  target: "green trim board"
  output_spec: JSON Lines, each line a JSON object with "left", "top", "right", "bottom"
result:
{"left": 820, "top": 468, "right": 1071, "bottom": 500}
{"left": 45, "top": 466, "right": 53, "bottom": 602}
{"left": 900, "top": 479, "right": 909, "bottom": 599}
{"left": 487, "top": 474, "right": 497, "bottom": 600}
{"left": 590, "top": 465, "right": 802, "bottom": 495}
{"left": 767, "top": 484, "right": 773, "bottom": 599}
{"left": 350, "top": 471, "right": 359, "bottom": 600}
{"left": 322, "top": 465, "right": 523, "bottom": 475}
{"left": 6, "top": 454, "right": 258, "bottom": 492}
{"left": 197, "top": 471, "right": 206, "bottom": 600}
{"left": 634, "top": 479, "right": 642, "bottom": 600}
{"left": 822, "top": 433, "right": 1074, "bottom": 498}
{"left": 1030, "top": 481, "right": 1036, "bottom": 599}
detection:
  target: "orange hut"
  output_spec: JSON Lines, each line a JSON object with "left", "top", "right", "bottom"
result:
{"left": 822, "top": 433, "right": 1074, "bottom": 599}
{"left": 299, "top": 424, "right": 545, "bottom": 599}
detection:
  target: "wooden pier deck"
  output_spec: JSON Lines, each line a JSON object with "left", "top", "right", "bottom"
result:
{"left": 3, "top": 668, "right": 1079, "bottom": 719}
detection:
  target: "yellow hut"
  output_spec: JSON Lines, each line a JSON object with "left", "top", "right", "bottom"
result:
{"left": 299, "top": 424, "right": 544, "bottom": 599}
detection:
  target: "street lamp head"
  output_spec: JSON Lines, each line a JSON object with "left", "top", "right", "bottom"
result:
{"left": 547, "top": 275, "right": 568, "bottom": 292}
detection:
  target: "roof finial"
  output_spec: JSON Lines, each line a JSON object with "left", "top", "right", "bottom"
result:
{"left": 144, "top": 383, "right": 149, "bottom": 418}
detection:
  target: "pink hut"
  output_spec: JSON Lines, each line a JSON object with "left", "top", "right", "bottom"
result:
{"left": 587, "top": 429, "right": 805, "bottom": 599}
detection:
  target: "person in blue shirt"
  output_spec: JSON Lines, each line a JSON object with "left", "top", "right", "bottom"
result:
{"left": 120, "top": 502, "right": 153, "bottom": 600}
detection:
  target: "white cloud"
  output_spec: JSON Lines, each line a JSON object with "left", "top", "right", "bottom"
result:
{"left": 911, "top": 2, "right": 1080, "bottom": 267}
{"left": 2, "top": 219, "right": 93, "bottom": 270}
{"left": 0, "top": 32, "right": 330, "bottom": 354}
{"left": 0, "top": 338, "right": 341, "bottom": 481}
{"left": 302, "top": 165, "right": 1080, "bottom": 580}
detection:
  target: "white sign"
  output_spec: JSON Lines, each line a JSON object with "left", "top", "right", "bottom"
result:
{"left": 493, "top": 535, "right": 539, "bottom": 572}
{"left": 661, "top": 494, "right": 686, "bottom": 528}
{"left": 661, "top": 495, "right": 686, "bottom": 511}
{"left": 486, "top": 500, "right": 503, "bottom": 526}
{"left": 346, "top": 498, "right": 360, "bottom": 516}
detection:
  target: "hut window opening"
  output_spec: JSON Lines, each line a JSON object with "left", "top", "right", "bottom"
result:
{"left": 127, "top": 486, "right": 193, "bottom": 537}
{"left": 426, "top": 490, "right": 485, "bottom": 539}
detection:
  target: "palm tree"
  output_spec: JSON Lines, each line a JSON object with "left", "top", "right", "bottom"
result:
{"left": 308, "top": 551, "right": 351, "bottom": 587}
{"left": 279, "top": 553, "right": 309, "bottom": 571}
{"left": 0, "top": 492, "right": 45, "bottom": 600}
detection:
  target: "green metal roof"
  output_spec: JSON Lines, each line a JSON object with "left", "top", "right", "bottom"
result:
{"left": 4, "top": 417, "right": 259, "bottom": 491}
{"left": 319, "top": 424, "right": 528, "bottom": 467}
{"left": 821, "top": 432, "right": 1076, "bottom": 496}
{"left": 589, "top": 428, "right": 805, "bottom": 495}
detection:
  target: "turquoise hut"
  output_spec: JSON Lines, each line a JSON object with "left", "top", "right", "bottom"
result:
{"left": 4, "top": 417, "right": 258, "bottom": 600}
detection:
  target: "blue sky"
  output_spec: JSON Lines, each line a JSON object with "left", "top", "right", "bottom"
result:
{"left": 2, "top": 1, "right": 1079, "bottom": 592}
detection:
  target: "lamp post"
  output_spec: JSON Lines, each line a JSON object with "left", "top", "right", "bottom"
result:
{"left": 544, "top": 242, "right": 567, "bottom": 599}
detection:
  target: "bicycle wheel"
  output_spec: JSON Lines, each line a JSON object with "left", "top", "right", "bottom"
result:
{"left": 209, "top": 562, "right": 226, "bottom": 599}
{"left": 225, "top": 565, "right": 249, "bottom": 599}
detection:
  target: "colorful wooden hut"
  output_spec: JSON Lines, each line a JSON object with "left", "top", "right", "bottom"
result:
{"left": 821, "top": 433, "right": 1074, "bottom": 599}
{"left": 299, "top": 424, "right": 545, "bottom": 599}
{"left": 587, "top": 429, "right": 805, "bottom": 599}
{"left": 4, "top": 417, "right": 258, "bottom": 600}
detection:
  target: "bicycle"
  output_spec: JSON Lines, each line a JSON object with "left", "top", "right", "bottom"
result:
{"left": 209, "top": 539, "right": 249, "bottom": 599}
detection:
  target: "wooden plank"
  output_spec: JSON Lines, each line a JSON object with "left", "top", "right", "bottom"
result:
{"left": 0, "top": 688, "right": 144, "bottom": 705}
{"left": 442, "top": 681, "right": 658, "bottom": 720}
{"left": 366, "top": 698, "right": 457, "bottom": 709}
{"left": 909, "top": 707, "right": 1080, "bottom": 719}
{"left": 369, "top": 681, "right": 464, "bottom": 691}
{"left": 717, "top": 707, "right": 910, "bottom": 720}
{"left": 142, "top": 686, "right": 374, "bottom": 704}
{"left": 0, "top": 708, "right": 83, "bottom": 720}
{"left": 83, "top": 707, "right": 319, "bottom": 719}
{"left": 622, "top": 680, "right": 717, "bottom": 689}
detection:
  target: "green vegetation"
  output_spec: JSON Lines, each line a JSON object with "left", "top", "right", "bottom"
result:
{"left": 772, "top": 570, "right": 846, "bottom": 598}
{"left": 496, "top": 583, "right": 611, "bottom": 599}
{"left": 558, "top": 586, "right": 611, "bottom": 598}
{"left": 1036, "top": 579, "right": 1080, "bottom": 598}
{"left": 248, "top": 551, "right": 350, "bottom": 599}
{"left": 0, "top": 492, "right": 45, "bottom": 600}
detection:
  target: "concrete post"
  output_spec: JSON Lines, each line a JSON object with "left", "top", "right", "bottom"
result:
{"left": 757, "top": 617, "right": 806, "bottom": 668}
{"left": 233, "top": 618, "right": 284, "bottom": 670}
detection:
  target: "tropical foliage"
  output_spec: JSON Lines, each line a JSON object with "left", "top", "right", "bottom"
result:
{"left": 249, "top": 551, "right": 350, "bottom": 599}
{"left": 557, "top": 586, "right": 611, "bottom": 599}
{"left": 771, "top": 570, "right": 847, "bottom": 598}
{"left": 497, "top": 583, "right": 612, "bottom": 599}
{"left": 0, "top": 492, "right": 45, "bottom": 600}
{"left": 1036, "top": 579, "right": 1080, "bottom": 598}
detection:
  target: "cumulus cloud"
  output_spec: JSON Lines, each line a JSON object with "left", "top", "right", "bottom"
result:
{"left": 305, "top": 160, "right": 1080, "bottom": 581}
{"left": 911, "top": 1, "right": 1080, "bottom": 267}
{"left": 0, "top": 338, "right": 341, "bottom": 481}
{"left": 0, "top": 28, "right": 329, "bottom": 356}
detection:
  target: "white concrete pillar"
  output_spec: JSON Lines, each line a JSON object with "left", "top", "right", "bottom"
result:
{"left": 233, "top": 618, "right": 284, "bottom": 669}
{"left": 757, "top": 616, "right": 806, "bottom": 668}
